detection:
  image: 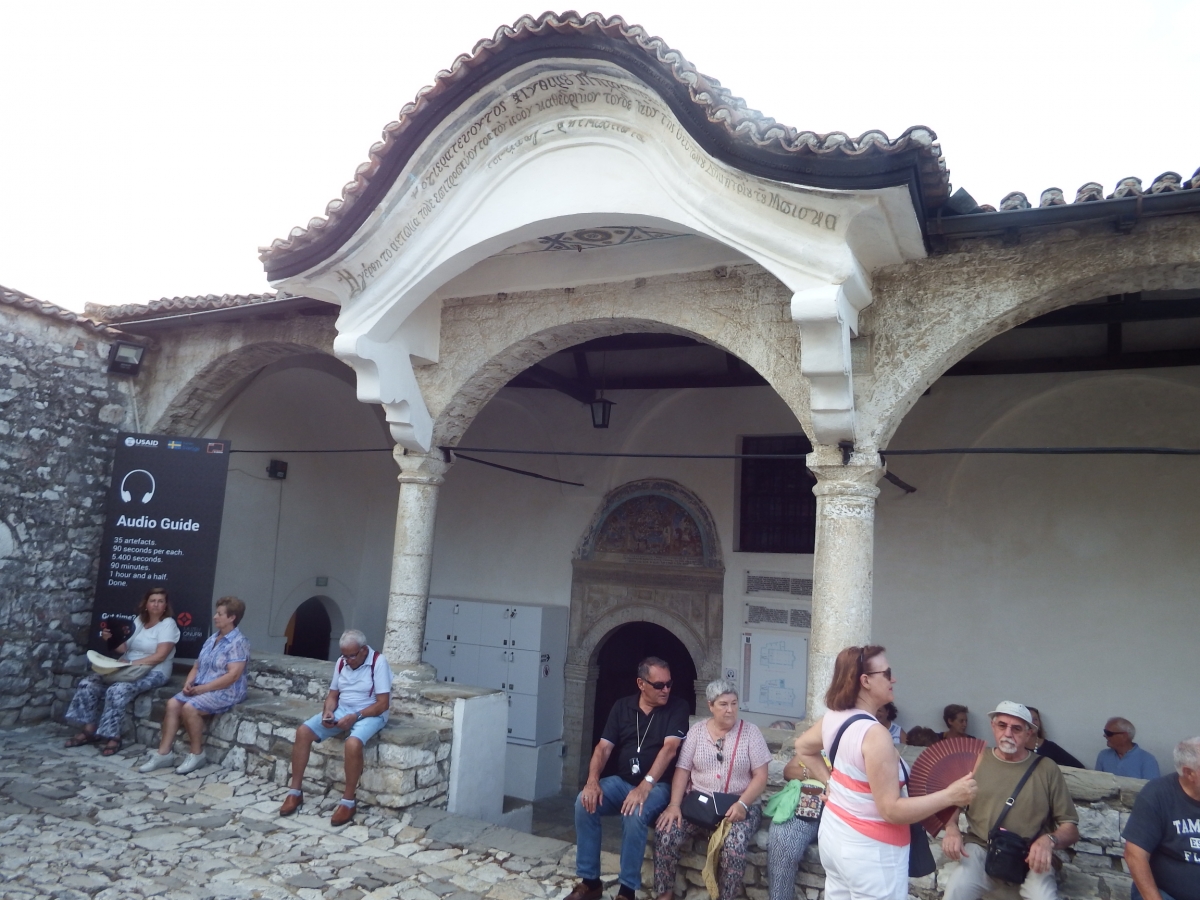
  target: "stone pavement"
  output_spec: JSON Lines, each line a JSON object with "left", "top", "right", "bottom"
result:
{"left": 0, "top": 724, "right": 614, "bottom": 900}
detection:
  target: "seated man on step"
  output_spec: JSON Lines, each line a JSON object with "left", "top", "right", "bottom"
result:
{"left": 279, "top": 629, "right": 392, "bottom": 826}
{"left": 566, "top": 656, "right": 689, "bottom": 900}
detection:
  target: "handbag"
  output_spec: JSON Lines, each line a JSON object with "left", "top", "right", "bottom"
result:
{"left": 102, "top": 664, "right": 155, "bottom": 684}
{"left": 984, "top": 755, "right": 1044, "bottom": 884}
{"left": 900, "top": 758, "right": 936, "bottom": 878}
{"left": 795, "top": 782, "right": 825, "bottom": 820}
{"left": 681, "top": 721, "right": 745, "bottom": 829}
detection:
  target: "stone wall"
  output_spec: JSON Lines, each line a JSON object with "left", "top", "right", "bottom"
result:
{"left": 0, "top": 297, "right": 132, "bottom": 727}
{"left": 662, "top": 736, "right": 1143, "bottom": 900}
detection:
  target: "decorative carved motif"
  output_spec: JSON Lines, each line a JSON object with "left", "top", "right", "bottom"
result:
{"left": 593, "top": 494, "right": 704, "bottom": 560}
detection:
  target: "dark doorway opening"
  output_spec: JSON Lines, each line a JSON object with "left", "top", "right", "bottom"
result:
{"left": 285, "top": 596, "right": 332, "bottom": 661}
{"left": 592, "top": 621, "right": 697, "bottom": 779}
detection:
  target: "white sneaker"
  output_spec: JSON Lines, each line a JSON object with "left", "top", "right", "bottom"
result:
{"left": 175, "top": 752, "right": 208, "bottom": 775}
{"left": 138, "top": 752, "right": 176, "bottom": 773}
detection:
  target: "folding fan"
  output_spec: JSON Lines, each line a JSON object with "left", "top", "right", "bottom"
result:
{"left": 906, "top": 736, "right": 986, "bottom": 836}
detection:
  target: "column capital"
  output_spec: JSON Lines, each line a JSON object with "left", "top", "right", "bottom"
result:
{"left": 394, "top": 449, "right": 451, "bottom": 485}
{"left": 807, "top": 445, "right": 884, "bottom": 502}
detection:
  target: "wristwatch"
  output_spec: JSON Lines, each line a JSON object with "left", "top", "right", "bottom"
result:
{"left": 356, "top": 711, "right": 364, "bottom": 722}
{"left": 643, "top": 775, "right": 655, "bottom": 784}
{"left": 1046, "top": 833, "right": 1058, "bottom": 847}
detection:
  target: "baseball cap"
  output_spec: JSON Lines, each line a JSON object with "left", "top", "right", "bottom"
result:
{"left": 987, "top": 701, "right": 1034, "bottom": 727}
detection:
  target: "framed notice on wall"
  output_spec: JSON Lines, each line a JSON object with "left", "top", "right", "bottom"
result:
{"left": 739, "top": 630, "right": 808, "bottom": 720}
{"left": 89, "top": 433, "right": 232, "bottom": 658}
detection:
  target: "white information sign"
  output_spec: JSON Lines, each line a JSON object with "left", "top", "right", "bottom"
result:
{"left": 740, "top": 630, "right": 808, "bottom": 720}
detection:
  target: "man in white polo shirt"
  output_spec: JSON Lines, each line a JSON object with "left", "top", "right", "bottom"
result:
{"left": 279, "top": 629, "right": 392, "bottom": 826}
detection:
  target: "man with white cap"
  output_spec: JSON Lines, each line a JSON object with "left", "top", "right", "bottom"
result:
{"left": 941, "top": 701, "right": 1080, "bottom": 900}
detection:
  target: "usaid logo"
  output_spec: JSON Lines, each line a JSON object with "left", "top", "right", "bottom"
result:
{"left": 124, "top": 436, "right": 159, "bottom": 448}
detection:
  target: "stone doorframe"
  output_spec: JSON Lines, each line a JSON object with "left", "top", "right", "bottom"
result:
{"left": 562, "top": 479, "right": 724, "bottom": 790}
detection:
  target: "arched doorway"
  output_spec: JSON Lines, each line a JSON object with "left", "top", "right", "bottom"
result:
{"left": 592, "top": 621, "right": 697, "bottom": 779}
{"left": 285, "top": 596, "right": 332, "bottom": 660}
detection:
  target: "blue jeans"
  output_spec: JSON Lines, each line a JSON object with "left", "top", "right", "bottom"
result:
{"left": 575, "top": 775, "right": 670, "bottom": 890}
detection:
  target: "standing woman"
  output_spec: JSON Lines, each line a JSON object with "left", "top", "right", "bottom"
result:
{"left": 138, "top": 596, "right": 250, "bottom": 776}
{"left": 64, "top": 588, "right": 180, "bottom": 756}
{"left": 654, "top": 680, "right": 772, "bottom": 900}
{"left": 791, "top": 646, "right": 978, "bottom": 900}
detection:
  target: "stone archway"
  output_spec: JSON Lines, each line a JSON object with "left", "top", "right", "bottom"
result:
{"left": 562, "top": 478, "right": 724, "bottom": 789}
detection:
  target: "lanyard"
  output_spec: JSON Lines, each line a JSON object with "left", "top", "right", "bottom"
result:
{"left": 636, "top": 711, "right": 655, "bottom": 754}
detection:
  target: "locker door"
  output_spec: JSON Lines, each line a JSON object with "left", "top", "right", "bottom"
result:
{"left": 448, "top": 642, "right": 480, "bottom": 687}
{"left": 506, "top": 605, "right": 541, "bottom": 650}
{"left": 507, "top": 648, "right": 543, "bottom": 695}
{"left": 421, "top": 639, "right": 454, "bottom": 682}
{"left": 477, "top": 604, "right": 514, "bottom": 648}
{"left": 424, "top": 599, "right": 456, "bottom": 642}
{"left": 476, "top": 645, "right": 511, "bottom": 691}
{"left": 448, "top": 599, "right": 482, "bottom": 645}
{"left": 506, "top": 691, "right": 538, "bottom": 743}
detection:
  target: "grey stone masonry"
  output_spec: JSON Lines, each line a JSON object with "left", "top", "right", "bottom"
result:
{"left": 659, "top": 731, "right": 1145, "bottom": 900}
{"left": 124, "top": 653, "right": 500, "bottom": 811}
{"left": 0, "top": 302, "right": 132, "bottom": 728}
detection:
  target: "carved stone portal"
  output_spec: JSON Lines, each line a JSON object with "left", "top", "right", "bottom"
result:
{"left": 562, "top": 479, "right": 724, "bottom": 789}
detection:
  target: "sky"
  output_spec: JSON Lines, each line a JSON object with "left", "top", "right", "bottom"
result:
{"left": 2, "top": 0, "right": 1197, "bottom": 312}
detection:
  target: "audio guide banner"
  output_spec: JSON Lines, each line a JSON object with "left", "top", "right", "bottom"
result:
{"left": 89, "top": 433, "right": 232, "bottom": 658}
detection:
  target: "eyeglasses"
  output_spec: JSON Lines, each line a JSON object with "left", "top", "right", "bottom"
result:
{"left": 865, "top": 669, "right": 892, "bottom": 680}
{"left": 992, "top": 721, "right": 1028, "bottom": 734}
{"left": 641, "top": 679, "right": 673, "bottom": 691}
{"left": 341, "top": 647, "right": 366, "bottom": 663}
{"left": 1103, "top": 729, "right": 1126, "bottom": 738}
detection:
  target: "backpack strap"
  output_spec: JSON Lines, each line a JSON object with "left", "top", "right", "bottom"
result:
{"left": 992, "top": 754, "right": 1044, "bottom": 835}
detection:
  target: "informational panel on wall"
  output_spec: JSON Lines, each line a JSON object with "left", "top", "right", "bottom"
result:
{"left": 740, "top": 630, "right": 808, "bottom": 720}
{"left": 89, "top": 433, "right": 231, "bottom": 658}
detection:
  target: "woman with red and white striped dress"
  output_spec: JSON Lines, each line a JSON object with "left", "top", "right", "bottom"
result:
{"left": 789, "top": 646, "right": 977, "bottom": 900}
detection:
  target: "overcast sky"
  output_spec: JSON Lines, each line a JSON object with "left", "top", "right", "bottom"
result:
{"left": 2, "top": 1, "right": 1197, "bottom": 312}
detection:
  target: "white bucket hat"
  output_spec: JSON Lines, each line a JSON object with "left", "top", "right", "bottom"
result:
{"left": 87, "top": 650, "right": 129, "bottom": 676}
{"left": 987, "top": 700, "right": 1034, "bottom": 728}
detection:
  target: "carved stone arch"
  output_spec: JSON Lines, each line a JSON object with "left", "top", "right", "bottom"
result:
{"left": 150, "top": 340, "right": 340, "bottom": 436}
{"left": 561, "top": 478, "right": 725, "bottom": 789}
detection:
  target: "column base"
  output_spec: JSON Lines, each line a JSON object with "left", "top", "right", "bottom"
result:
{"left": 390, "top": 662, "right": 437, "bottom": 684}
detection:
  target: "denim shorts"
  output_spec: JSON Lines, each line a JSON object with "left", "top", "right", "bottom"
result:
{"left": 302, "top": 712, "right": 387, "bottom": 744}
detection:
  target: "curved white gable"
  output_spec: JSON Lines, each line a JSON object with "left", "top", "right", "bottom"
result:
{"left": 273, "top": 60, "right": 925, "bottom": 450}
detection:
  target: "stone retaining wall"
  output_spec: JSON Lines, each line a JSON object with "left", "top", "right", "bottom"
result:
{"left": 660, "top": 736, "right": 1144, "bottom": 900}
{"left": 0, "top": 298, "right": 132, "bottom": 727}
{"left": 125, "top": 653, "right": 497, "bottom": 812}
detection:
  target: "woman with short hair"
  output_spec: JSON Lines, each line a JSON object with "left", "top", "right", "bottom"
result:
{"left": 653, "top": 679, "right": 771, "bottom": 900}
{"left": 790, "top": 646, "right": 977, "bottom": 900}
{"left": 138, "top": 596, "right": 250, "bottom": 776}
{"left": 64, "top": 588, "right": 179, "bottom": 756}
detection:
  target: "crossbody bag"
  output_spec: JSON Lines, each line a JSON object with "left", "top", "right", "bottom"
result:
{"left": 681, "top": 721, "right": 745, "bottom": 828}
{"left": 983, "top": 754, "right": 1045, "bottom": 884}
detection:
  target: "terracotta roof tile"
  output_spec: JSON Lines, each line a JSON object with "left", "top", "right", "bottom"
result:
{"left": 1, "top": 284, "right": 121, "bottom": 336}
{"left": 87, "top": 292, "right": 278, "bottom": 323}
{"left": 259, "top": 11, "right": 949, "bottom": 278}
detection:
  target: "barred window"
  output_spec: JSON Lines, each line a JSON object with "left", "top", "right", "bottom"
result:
{"left": 738, "top": 435, "right": 816, "bottom": 553}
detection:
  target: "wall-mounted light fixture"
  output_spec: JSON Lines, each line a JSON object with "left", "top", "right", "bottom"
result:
{"left": 267, "top": 460, "right": 289, "bottom": 479}
{"left": 589, "top": 396, "right": 615, "bottom": 429}
{"left": 107, "top": 341, "right": 146, "bottom": 375}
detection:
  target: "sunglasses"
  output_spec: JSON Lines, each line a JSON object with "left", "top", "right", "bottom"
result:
{"left": 865, "top": 668, "right": 892, "bottom": 680}
{"left": 641, "top": 679, "right": 673, "bottom": 691}
{"left": 1103, "top": 729, "right": 1126, "bottom": 738}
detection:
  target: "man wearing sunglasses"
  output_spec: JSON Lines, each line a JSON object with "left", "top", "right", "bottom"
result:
{"left": 1096, "top": 717, "right": 1161, "bottom": 780}
{"left": 567, "top": 656, "right": 689, "bottom": 900}
{"left": 279, "top": 629, "right": 392, "bottom": 826}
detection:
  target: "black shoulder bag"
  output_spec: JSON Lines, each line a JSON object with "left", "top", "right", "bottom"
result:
{"left": 984, "top": 755, "right": 1044, "bottom": 884}
{"left": 828, "top": 713, "right": 935, "bottom": 878}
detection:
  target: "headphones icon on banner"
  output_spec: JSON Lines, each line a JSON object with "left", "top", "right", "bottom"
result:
{"left": 119, "top": 469, "right": 157, "bottom": 504}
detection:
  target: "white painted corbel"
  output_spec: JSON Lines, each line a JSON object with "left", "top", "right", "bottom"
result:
{"left": 332, "top": 301, "right": 441, "bottom": 451}
{"left": 791, "top": 268, "right": 873, "bottom": 444}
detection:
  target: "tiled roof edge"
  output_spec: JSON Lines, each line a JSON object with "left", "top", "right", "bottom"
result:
{"left": 1, "top": 284, "right": 123, "bottom": 337}
{"left": 87, "top": 292, "right": 279, "bottom": 323}
{"left": 259, "top": 11, "right": 948, "bottom": 279}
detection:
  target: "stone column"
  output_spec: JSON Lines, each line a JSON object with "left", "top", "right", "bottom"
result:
{"left": 562, "top": 661, "right": 599, "bottom": 790}
{"left": 384, "top": 449, "right": 450, "bottom": 681}
{"left": 805, "top": 445, "right": 884, "bottom": 721}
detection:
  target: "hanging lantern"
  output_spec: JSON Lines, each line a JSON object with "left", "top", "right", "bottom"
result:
{"left": 589, "top": 396, "right": 615, "bottom": 428}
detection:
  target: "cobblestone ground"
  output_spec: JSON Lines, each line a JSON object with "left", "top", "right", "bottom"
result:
{"left": 0, "top": 725, "right": 589, "bottom": 900}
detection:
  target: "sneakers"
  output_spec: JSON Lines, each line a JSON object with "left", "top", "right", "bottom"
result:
{"left": 175, "top": 752, "right": 208, "bottom": 775}
{"left": 138, "top": 752, "right": 176, "bottom": 773}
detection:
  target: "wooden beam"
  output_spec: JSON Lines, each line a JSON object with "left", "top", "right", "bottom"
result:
{"left": 519, "top": 364, "right": 595, "bottom": 404}
{"left": 509, "top": 370, "right": 768, "bottom": 391}
{"left": 1017, "top": 293, "right": 1200, "bottom": 328}
{"left": 945, "top": 347, "right": 1200, "bottom": 377}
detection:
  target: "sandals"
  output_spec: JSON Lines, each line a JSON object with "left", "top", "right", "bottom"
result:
{"left": 100, "top": 739, "right": 123, "bottom": 757}
{"left": 64, "top": 732, "right": 98, "bottom": 748}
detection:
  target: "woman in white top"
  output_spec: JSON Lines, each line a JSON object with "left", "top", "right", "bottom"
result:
{"left": 64, "top": 588, "right": 180, "bottom": 756}
{"left": 791, "top": 645, "right": 977, "bottom": 900}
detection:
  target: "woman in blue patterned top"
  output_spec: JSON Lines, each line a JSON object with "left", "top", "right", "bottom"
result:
{"left": 138, "top": 596, "right": 250, "bottom": 776}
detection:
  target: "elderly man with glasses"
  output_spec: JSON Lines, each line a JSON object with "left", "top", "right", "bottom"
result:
{"left": 941, "top": 701, "right": 1080, "bottom": 900}
{"left": 1096, "top": 717, "right": 1161, "bottom": 780}
{"left": 566, "top": 656, "right": 690, "bottom": 900}
{"left": 279, "top": 629, "right": 392, "bottom": 826}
